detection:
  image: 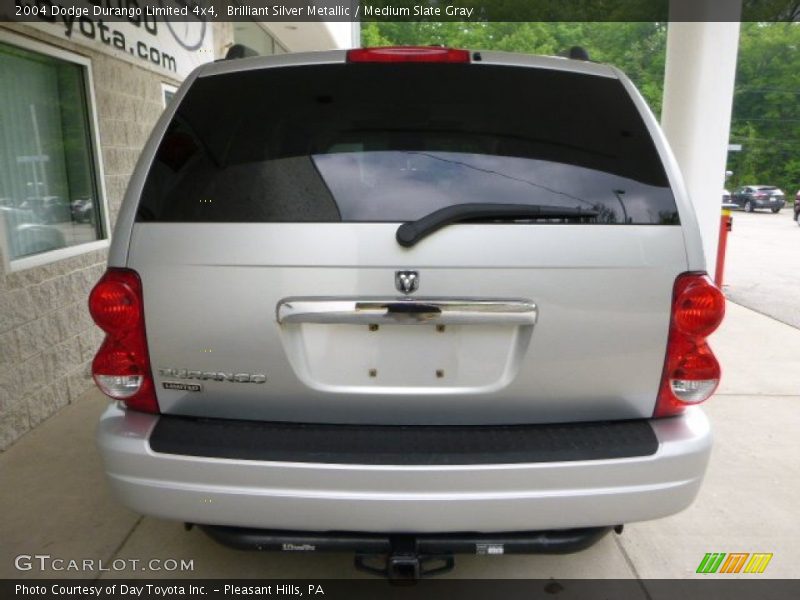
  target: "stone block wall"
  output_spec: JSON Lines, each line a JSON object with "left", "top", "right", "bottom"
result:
{"left": 0, "top": 23, "right": 232, "bottom": 451}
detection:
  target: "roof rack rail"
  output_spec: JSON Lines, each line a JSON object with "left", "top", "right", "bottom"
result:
{"left": 562, "top": 46, "right": 590, "bottom": 61}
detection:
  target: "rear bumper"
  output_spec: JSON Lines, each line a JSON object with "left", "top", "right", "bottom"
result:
{"left": 96, "top": 404, "right": 712, "bottom": 533}
{"left": 754, "top": 199, "right": 785, "bottom": 209}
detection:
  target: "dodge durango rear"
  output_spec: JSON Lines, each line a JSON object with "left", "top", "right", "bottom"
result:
{"left": 93, "top": 47, "right": 724, "bottom": 578}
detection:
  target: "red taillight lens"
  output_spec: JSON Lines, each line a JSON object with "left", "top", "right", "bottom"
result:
{"left": 347, "top": 46, "right": 471, "bottom": 63}
{"left": 655, "top": 273, "right": 725, "bottom": 418}
{"left": 673, "top": 275, "right": 725, "bottom": 338}
{"left": 88, "top": 279, "right": 141, "bottom": 333}
{"left": 89, "top": 269, "right": 158, "bottom": 414}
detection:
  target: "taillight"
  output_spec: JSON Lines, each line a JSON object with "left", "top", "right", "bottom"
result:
{"left": 89, "top": 268, "right": 158, "bottom": 414}
{"left": 673, "top": 276, "right": 725, "bottom": 337}
{"left": 347, "top": 46, "right": 471, "bottom": 63}
{"left": 655, "top": 273, "right": 725, "bottom": 418}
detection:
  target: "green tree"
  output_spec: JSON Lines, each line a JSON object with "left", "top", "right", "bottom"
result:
{"left": 728, "top": 22, "right": 800, "bottom": 197}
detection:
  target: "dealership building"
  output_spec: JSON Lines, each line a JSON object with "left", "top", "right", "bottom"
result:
{"left": 0, "top": 15, "right": 356, "bottom": 449}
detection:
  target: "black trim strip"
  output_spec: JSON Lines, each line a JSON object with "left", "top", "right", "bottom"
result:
{"left": 149, "top": 416, "right": 658, "bottom": 465}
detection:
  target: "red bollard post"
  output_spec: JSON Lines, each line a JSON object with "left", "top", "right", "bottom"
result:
{"left": 715, "top": 208, "right": 732, "bottom": 288}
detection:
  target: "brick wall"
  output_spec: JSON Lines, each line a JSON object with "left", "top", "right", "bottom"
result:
{"left": 0, "top": 23, "right": 232, "bottom": 451}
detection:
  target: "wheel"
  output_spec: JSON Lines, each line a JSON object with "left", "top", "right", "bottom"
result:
{"left": 771, "top": 207, "right": 781, "bottom": 213}
{"left": 744, "top": 200, "right": 753, "bottom": 212}
{"left": 796, "top": 212, "right": 800, "bottom": 226}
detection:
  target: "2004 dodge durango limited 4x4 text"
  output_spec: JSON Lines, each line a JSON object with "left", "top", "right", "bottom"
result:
{"left": 91, "top": 46, "right": 725, "bottom": 578}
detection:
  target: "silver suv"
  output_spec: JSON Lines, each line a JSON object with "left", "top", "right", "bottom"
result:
{"left": 92, "top": 47, "right": 725, "bottom": 578}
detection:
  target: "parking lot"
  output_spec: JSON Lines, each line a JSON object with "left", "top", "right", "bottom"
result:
{"left": 1, "top": 210, "right": 798, "bottom": 581}
{"left": 724, "top": 208, "right": 800, "bottom": 327}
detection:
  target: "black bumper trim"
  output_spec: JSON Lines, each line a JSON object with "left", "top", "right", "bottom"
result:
{"left": 149, "top": 415, "right": 658, "bottom": 465}
{"left": 199, "top": 525, "right": 612, "bottom": 556}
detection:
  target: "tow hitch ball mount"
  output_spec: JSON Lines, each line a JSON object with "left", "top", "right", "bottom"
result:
{"left": 355, "top": 537, "right": 455, "bottom": 580}
{"left": 198, "top": 524, "right": 616, "bottom": 580}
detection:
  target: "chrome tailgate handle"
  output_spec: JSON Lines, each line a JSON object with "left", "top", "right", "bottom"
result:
{"left": 277, "top": 298, "right": 537, "bottom": 326}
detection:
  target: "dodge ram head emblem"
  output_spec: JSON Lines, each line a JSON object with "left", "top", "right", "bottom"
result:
{"left": 395, "top": 271, "right": 419, "bottom": 295}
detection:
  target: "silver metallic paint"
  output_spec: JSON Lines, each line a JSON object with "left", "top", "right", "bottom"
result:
{"left": 97, "top": 404, "right": 712, "bottom": 532}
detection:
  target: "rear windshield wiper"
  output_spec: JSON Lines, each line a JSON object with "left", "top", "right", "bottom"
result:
{"left": 396, "top": 203, "right": 599, "bottom": 247}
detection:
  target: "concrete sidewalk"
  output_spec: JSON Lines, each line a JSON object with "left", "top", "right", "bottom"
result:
{"left": 1, "top": 302, "right": 798, "bottom": 580}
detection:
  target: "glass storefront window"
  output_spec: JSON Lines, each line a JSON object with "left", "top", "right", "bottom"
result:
{"left": 0, "top": 40, "right": 104, "bottom": 263}
{"left": 162, "top": 83, "right": 178, "bottom": 107}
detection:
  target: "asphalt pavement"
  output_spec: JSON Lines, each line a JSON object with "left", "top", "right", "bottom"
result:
{"left": 723, "top": 207, "right": 800, "bottom": 328}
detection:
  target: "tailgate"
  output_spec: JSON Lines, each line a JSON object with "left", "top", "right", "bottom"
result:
{"left": 130, "top": 222, "right": 686, "bottom": 424}
{"left": 126, "top": 58, "right": 688, "bottom": 425}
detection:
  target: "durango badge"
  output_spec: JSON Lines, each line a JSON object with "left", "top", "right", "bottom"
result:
{"left": 158, "top": 368, "right": 266, "bottom": 384}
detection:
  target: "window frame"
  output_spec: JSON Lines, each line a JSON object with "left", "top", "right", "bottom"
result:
{"left": 0, "top": 29, "right": 111, "bottom": 273}
{"left": 161, "top": 82, "right": 178, "bottom": 108}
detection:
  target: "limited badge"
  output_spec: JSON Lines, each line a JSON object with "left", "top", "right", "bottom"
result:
{"left": 162, "top": 381, "right": 203, "bottom": 392}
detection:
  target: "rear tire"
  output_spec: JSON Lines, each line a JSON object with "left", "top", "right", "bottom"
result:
{"left": 745, "top": 201, "right": 754, "bottom": 213}
{"left": 771, "top": 207, "right": 781, "bottom": 214}
{"left": 796, "top": 212, "right": 800, "bottom": 226}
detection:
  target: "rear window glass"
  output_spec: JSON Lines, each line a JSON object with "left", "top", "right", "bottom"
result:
{"left": 137, "top": 63, "right": 678, "bottom": 225}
